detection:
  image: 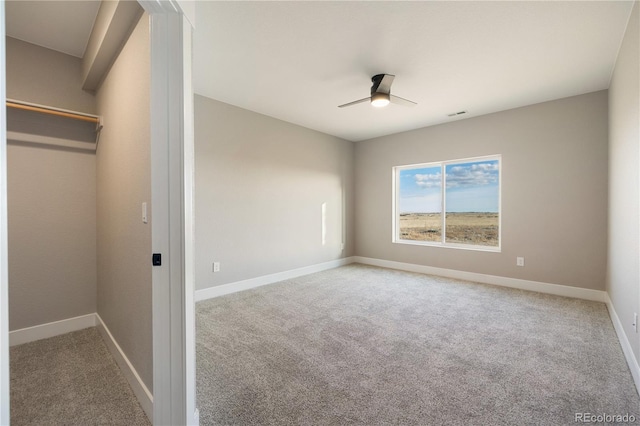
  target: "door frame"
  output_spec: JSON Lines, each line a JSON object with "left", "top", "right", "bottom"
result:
{"left": 138, "top": 1, "right": 197, "bottom": 424}
{"left": 0, "top": 2, "right": 196, "bottom": 423}
{"left": 0, "top": 1, "right": 10, "bottom": 422}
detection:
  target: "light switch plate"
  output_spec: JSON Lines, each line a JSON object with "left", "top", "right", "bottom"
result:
{"left": 142, "top": 202, "right": 148, "bottom": 224}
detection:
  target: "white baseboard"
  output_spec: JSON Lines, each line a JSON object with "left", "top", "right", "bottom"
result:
{"left": 196, "top": 257, "right": 355, "bottom": 301}
{"left": 96, "top": 313, "right": 153, "bottom": 422}
{"left": 353, "top": 256, "right": 606, "bottom": 302}
{"left": 196, "top": 255, "right": 606, "bottom": 303}
{"left": 9, "top": 313, "right": 97, "bottom": 347}
{"left": 604, "top": 293, "right": 640, "bottom": 393}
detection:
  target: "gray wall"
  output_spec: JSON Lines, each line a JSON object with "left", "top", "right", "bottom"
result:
{"left": 7, "top": 144, "right": 96, "bottom": 330}
{"left": 608, "top": 2, "right": 639, "bottom": 360}
{"left": 355, "top": 91, "right": 608, "bottom": 291}
{"left": 6, "top": 37, "right": 96, "bottom": 114}
{"left": 195, "top": 95, "right": 355, "bottom": 289}
{"left": 6, "top": 38, "right": 97, "bottom": 330}
{"left": 95, "top": 14, "right": 152, "bottom": 389}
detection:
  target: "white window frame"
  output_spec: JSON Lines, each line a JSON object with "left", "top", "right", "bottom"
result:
{"left": 392, "top": 154, "right": 502, "bottom": 252}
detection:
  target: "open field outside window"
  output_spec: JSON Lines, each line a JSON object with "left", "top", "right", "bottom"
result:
{"left": 393, "top": 155, "right": 501, "bottom": 251}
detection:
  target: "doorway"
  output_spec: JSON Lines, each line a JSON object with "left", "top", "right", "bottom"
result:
{"left": 0, "top": 1, "right": 195, "bottom": 424}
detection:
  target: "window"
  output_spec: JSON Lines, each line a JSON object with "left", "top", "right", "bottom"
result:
{"left": 393, "top": 155, "right": 501, "bottom": 251}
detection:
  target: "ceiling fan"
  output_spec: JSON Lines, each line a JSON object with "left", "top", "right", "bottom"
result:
{"left": 338, "top": 74, "right": 417, "bottom": 108}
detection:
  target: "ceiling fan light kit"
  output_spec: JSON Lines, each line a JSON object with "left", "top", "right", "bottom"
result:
{"left": 338, "top": 73, "right": 417, "bottom": 109}
{"left": 371, "top": 92, "right": 390, "bottom": 107}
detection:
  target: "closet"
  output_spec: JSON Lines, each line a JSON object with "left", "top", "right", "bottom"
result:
{"left": 7, "top": 99, "right": 99, "bottom": 335}
{"left": 6, "top": 1, "right": 154, "bottom": 423}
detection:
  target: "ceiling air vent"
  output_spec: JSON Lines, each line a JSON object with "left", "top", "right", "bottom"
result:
{"left": 447, "top": 110, "right": 467, "bottom": 117}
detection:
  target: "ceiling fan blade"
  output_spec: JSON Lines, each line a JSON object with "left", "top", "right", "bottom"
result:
{"left": 338, "top": 97, "right": 371, "bottom": 108}
{"left": 376, "top": 74, "right": 395, "bottom": 94}
{"left": 390, "top": 94, "right": 417, "bottom": 107}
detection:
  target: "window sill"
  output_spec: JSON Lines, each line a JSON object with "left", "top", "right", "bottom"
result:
{"left": 393, "top": 239, "right": 501, "bottom": 253}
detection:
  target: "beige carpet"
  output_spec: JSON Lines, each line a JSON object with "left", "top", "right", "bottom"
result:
{"left": 197, "top": 264, "right": 640, "bottom": 425}
{"left": 10, "top": 327, "right": 150, "bottom": 426}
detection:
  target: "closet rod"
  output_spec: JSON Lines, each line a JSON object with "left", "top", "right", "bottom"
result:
{"left": 6, "top": 99, "right": 100, "bottom": 124}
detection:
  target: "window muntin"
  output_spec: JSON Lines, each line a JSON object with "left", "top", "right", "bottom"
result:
{"left": 394, "top": 156, "right": 500, "bottom": 251}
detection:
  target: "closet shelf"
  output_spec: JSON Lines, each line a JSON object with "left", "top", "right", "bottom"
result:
{"left": 6, "top": 99, "right": 103, "bottom": 150}
{"left": 7, "top": 99, "right": 100, "bottom": 124}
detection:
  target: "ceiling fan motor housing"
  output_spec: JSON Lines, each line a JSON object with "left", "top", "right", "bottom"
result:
{"left": 371, "top": 74, "right": 390, "bottom": 95}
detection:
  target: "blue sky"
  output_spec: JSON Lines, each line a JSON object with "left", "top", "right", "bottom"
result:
{"left": 398, "top": 160, "right": 499, "bottom": 213}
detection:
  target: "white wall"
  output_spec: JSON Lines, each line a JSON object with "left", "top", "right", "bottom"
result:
{"left": 195, "top": 95, "right": 355, "bottom": 289}
{"left": 608, "top": 1, "right": 640, "bottom": 360}
{"left": 95, "top": 13, "right": 153, "bottom": 389}
{"left": 355, "top": 91, "right": 609, "bottom": 291}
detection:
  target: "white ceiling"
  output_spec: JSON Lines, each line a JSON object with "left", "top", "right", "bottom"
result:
{"left": 5, "top": 0, "right": 100, "bottom": 58}
{"left": 193, "top": 1, "right": 633, "bottom": 141}
{"left": 4, "top": 1, "right": 634, "bottom": 142}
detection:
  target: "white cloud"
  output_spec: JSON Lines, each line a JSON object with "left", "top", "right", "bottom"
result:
{"left": 414, "top": 172, "right": 441, "bottom": 188}
{"left": 446, "top": 162, "right": 499, "bottom": 188}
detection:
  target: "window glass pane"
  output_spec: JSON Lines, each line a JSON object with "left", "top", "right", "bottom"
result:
{"left": 398, "top": 166, "right": 442, "bottom": 241}
{"left": 444, "top": 160, "right": 499, "bottom": 246}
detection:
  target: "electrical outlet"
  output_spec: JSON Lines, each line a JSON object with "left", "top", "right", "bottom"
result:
{"left": 516, "top": 257, "right": 525, "bottom": 267}
{"left": 634, "top": 313, "right": 638, "bottom": 332}
{"left": 213, "top": 262, "right": 220, "bottom": 273}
